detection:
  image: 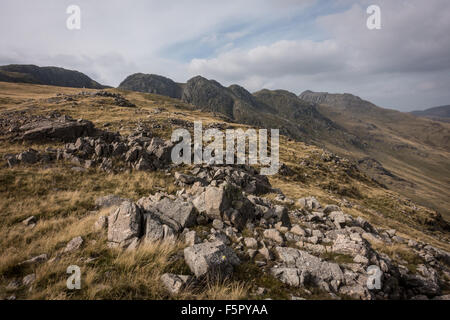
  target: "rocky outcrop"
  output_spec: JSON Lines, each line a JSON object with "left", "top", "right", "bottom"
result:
{"left": 94, "top": 91, "right": 136, "bottom": 107}
{"left": 20, "top": 115, "right": 96, "bottom": 142}
{"left": 5, "top": 117, "right": 176, "bottom": 173}
{"left": 176, "top": 164, "right": 274, "bottom": 195}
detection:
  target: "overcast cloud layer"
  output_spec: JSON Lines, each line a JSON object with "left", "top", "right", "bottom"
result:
{"left": 1, "top": 0, "right": 449, "bottom": 111}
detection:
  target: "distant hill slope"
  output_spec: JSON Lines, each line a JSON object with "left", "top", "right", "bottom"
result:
{"left": 299, "top": 90, "right": 376, "bottom": 113}
{"left": 411, "top": 105, "right": 450, "bottom": 122}
{"left": 0, "top": 64, "right": 106, "bottom": 89}
{"left": 300, "top": 90, "right": 450, "bottom": 218}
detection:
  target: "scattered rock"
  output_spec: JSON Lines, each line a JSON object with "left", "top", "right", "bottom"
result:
{"left": 263, "top": 229, "right": 284, "bottom": 244}
{"left": 244, "top": 237, "right": 258, "bottom": 249}
{"left": 64, "top": 236, "right": 84, "bottom": 253}
{"left": 297, "top": 197, "right": 321, "bottom": 210}
{"left": 22, "top": 274, "right": 36, "bottom": 286}
{"left": 20, "top": 254, "right": 48, "bottom": 266}
{"left": 22, "top": 216, "right": 37, "bottom": 226}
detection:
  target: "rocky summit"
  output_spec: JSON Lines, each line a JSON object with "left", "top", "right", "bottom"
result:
{"left": 0, "top": 83, "right": 449, "bottom": 301}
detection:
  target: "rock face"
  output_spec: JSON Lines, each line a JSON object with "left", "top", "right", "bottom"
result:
{"left": 184, "top": 241, "right": 240, "bottom": 278}
{"left": 118, "top": 73, "right": 183, "bottom": 99}
{"left": 107, "top": 201, "right": 142, "bottom": 248}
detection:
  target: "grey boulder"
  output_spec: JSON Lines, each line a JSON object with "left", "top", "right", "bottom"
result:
{"left": 184, "top": 241, "right": 240, "bottom": 279}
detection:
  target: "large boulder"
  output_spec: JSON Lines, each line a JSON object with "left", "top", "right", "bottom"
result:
{"left": 184, "top": 241, "right": 240, "bottom": 279}
{"left": 263, "top": 229, "right": 285, "bottom": 244}
{"left": 107, "top": 201, "right": 142, "bottom": 248}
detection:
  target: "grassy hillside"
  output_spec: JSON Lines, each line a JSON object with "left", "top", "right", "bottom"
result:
{"left": 316, "top": 102, "right": 450, "bottom": 220}
{"left": 0, "top": 82, "right": 448, "bottom": 300}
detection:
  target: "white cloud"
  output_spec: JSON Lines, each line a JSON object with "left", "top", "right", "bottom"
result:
{"left": 187, "top": 0, "right": 450, "bottom": 110}
{"left": 189, "top": 39, "right": 344, "bottom": 82}
{"left": 0, "top": 0, "right": 449, "bottom": 110}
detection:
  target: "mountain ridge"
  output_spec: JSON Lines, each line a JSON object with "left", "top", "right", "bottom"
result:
{"left": 119, "top": 72, "right": 450, "bottom": 219}
{"left": 0, "top": 64, "right": 106, "bottom": 89}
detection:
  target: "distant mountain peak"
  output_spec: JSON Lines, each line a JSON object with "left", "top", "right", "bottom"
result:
{"left": 0, "top": 64, "right": 105, "bottom": 89}
{"left": 299, "top": 90, "right": 375, "bottom": 112}
{"left": 411, "top": 105, "right": 450, "bottom": 121}
{"left": 118, "top": 73, "right": 183, "bottom": 99}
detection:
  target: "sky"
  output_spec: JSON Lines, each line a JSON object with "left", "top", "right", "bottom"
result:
{"left": 1, "top": 0, "right": 450, "bottom": 111}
